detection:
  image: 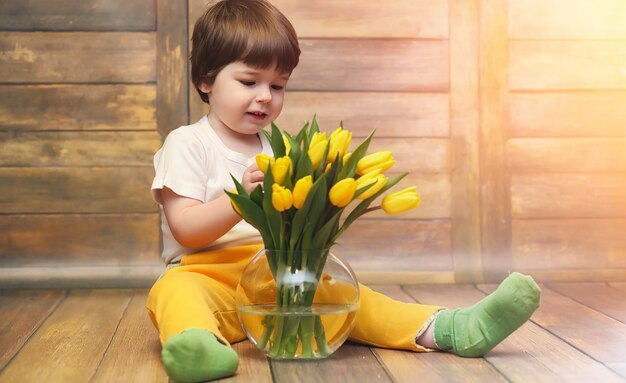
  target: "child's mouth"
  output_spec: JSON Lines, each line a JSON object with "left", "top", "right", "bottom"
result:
{"left": 247, "top": 111, "right": 267, "bottom": 120}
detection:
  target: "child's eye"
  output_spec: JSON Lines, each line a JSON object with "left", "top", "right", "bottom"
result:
{"left": 272, "top": 85, "right": 284, "bottom": 90}
{"left": 240, "top": 81, "right": 255, "bottom": 86}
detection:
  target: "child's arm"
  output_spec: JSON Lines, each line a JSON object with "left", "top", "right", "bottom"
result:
{"left": 161, "top": 163, "right": 264, "bottom": 249}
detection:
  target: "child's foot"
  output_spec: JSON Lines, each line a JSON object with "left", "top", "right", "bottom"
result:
{"left": 433, "top": 272, "right": 540, "bottom": 357}
{"left": 161, "top": 328, "right": 239, "bottom": 382}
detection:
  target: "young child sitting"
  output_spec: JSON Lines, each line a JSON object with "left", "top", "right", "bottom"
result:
{"left": 147, "top": 1, "right": 541, "bottom": 382}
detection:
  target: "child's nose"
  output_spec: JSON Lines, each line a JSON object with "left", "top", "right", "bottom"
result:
{"left": 256, "top": 86, "right": 272, "bottom": 103}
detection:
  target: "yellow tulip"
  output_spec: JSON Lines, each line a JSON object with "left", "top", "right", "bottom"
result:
{"left": 328, "top": 178, "right": 357, "bottom": 208}
{"left": 356, "top": 170, "right": 387, "bottom": 200}
{"left": 255, "top": 153, "right": 273, "bottom": 174}
{"left": 308, "top": 134, "right": 328, "bottom": 169}
{"left": 381, "top": 187, "right": 420, "bottom": 214}
{"left": 327, "top": 127, "right": 352, "bottom": 163}
{"left": 271, "top": 184, "right": 293, "bottom": 212}
{"left": 356, "top": 150, "right": 395, "bottom": 175}
{"left": 310, "top": 131, "right": 327, "bottom": 148}
{"left": 292, "top": 175, "right": 313, "bottom": 209}
{"left": 271, "top": 156, "right": 293, "bottom": 185}
{"left": 283, "top": 135, "right": 291, "bottom": 155}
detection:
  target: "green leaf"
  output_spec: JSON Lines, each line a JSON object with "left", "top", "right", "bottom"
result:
{"left": 313, "top": 209, "right": 341, "bottom": 249}
{"left": 224, "top": 190, "right": 270, "bottom": 241}
{"left": 230, "top": 175, "right": 248, "bottom": 197}
{"left": 285, "top": 132, "right": 300, "bottom": 160}
{"left": 294, "top": 149, "right": 313, "bottom": 181}
{"left": 250, "top": 184, "right": 263, "bottom": 207}
{"left": 309, "top": 114, "right": 320, "bottom": 139}
{"left": 270, "top": 122, "right": 286, "bottom": 158}
{"left": 296, "top": 122, "right": 309, "bottom": 145}
{"left": 262, "top": 166, "right": 281, "bottom": 249}
{"left": 261, "top": 128, "right": 272, "bottom": 147}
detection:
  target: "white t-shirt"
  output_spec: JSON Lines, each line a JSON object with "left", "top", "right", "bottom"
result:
{"left": 151, "top": 116, "right": 273, "bottom": 264}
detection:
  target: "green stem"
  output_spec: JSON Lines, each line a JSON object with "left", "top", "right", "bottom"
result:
{"left": 314, "top": 315, "right": 332, "bottom": 357}
{"left": 256, "top": 314, "right": 274, "bottom": 350}
{"left": 267, "top": 282, "right": 288, "bottom": 357}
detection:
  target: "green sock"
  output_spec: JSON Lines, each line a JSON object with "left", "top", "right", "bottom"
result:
{"left": 161, "top": 328, "right": 239, "bottom": 382}
{"left": 434, "top": 272, "right": 540, "bottom": 357}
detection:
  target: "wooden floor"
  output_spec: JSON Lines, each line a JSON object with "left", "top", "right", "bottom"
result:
{"left": 1, "top": 283, "right": 625, "bottom": 382}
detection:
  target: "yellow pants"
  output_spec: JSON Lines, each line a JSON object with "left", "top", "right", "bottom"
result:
{"left": 147, "top": 244, "right": 443, "bottom": 352}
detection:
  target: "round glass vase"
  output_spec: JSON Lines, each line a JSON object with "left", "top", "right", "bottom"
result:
{"left": 236, "top": 248, "right": 360, "bottom": 360}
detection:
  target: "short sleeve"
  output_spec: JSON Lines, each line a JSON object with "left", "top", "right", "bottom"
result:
{"left": 151, "top": 130, "right": 208, "bottom": 204}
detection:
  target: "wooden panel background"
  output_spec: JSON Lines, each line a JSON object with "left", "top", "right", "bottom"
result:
{"left": 0, "top": 0, "right": 187, "bottom": 287}
{"left": 1, "top": 0, "right": 625, "bottom": 286}
{"left": 506, "top": 0, "right": 626, "bottom": 281}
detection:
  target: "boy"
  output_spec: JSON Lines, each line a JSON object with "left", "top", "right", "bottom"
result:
{"left": 147, "top": 1, "right": 540, "bottom": 382}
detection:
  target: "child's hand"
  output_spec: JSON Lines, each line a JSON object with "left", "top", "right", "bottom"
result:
{"left": 241, "top": 163, "right": 264, "bottom": 193}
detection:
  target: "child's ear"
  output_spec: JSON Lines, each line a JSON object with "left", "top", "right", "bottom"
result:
{"left": 199, "top": 81, "right": 212, "bottom": 94}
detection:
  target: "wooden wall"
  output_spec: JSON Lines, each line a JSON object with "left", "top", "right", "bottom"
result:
{"left": 1, "top": 0, "right": 625, "bottom": 287}
{"left": 506, "top": 0, "right": 626, "bottom": 281}
{"left": 0, "top": 0, "right": 187, "bottom": 287}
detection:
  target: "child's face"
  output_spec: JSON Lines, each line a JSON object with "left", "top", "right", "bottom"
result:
{"left": 201, "top": 61, "right": 290, "bottom": 136}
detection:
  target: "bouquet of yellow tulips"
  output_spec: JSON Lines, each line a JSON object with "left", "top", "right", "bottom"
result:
{"left": 227, "top": 117, "right": 420, "bottom": 358}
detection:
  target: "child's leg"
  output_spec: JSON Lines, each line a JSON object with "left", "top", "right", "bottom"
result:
{"left": 430, "top": 272, "right": 540, "bottom": 357}
{"left": 146, "top": 269, "right": 242, "bottom": 382}
{"left": 349, "top": 272, "right": 540, "bottom": 357}
{"left": 348, "top": 284, "right": 444, "bottom": 351}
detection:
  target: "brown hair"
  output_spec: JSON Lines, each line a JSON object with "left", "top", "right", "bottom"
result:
{"left": 190, "top": 0, "right": 301, "bottom": 104}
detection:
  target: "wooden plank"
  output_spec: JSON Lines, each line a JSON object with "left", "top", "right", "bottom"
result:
{"left": 509, "top": 92, "right": 626, "bottom": 138}
{"left": 276, "top": 92, "right": 450, "bottom": 138}
{"left": 0, "top": 32, "right": 156, "bottom": 83}
{"left": 290, "top": 39, "right": 449, "bottom": 92}
{"left": 270, "top": 343, "right": 392, "bottom": 382}
{"left": 509, "top": 41, "right": 626, "bottom": 90}
{"left": 0, "top": 167, "right": 158, "bottom": 213}
{"left": 0, "top": 0, "right": 155, "bottom": 31}
{"left": 0, "top": 214, "right": 160, "bottom": 266}
{"left": 357, "top": 271, "right": 455, "bottom": 285}
{"left": 0, "top": 265, "right": 164, "bottom": 289}
{"left": 369, "top": 285, "right": 507, "bottom": 383}
{"left": 189, "top": 0, "right": 447, "bottom": 39}
{"left": 509, "top": 0, "right": 626, "bottom": 39}
{"left": 481, "top": 283, "right": 626, "bottom": 366}
{"left": 366, "top": 138, "right": 454, "bottom": 173}
{"left": 512, "top": 219, "right": 626, "bottom": 269}
{"left": 338, "top": 219, "right": 453, "bottom": 272}
{"left": 0, "top": 290, "right": 65, "bottom": 370}
{"left": 0, "top": 131, "right": 162, "bottom": 166}
{"left": 519, "top": 269, "right": 626, "bottom": 283}
{"left": 450, "top": 0, "right": 482, "bottom": 283}
{"left": 216, "top": 341, "right": 272, "bottom": 383}
{"left": 91, "top": 290, "right": 168, "bottom": 383}
{"left": 506, "top": 138, "right": 626, "bottom": 172}
{"left": 276, "top": 0, "right": 448, "bottom": 38}
{"left": 157, "top": 0, "right": 188, "bottom": 138}
{"left": 479, "top": 0, "right": 511, "bottom": 281}
{"left": 0, "top": 84, "right": 156, "bottom": 131}
{"left": 546, "top": 283, "right": 626, "bottom": 323}
{"left": 406, "top": 284, "right": 625, "bottom": 382}
{"left": 511, "top": 174, "right": 626, "bottom": 219}
{"left": 0, "top": 289, "right": 132, "bottom": 382}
